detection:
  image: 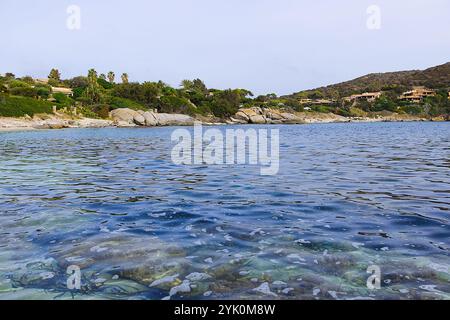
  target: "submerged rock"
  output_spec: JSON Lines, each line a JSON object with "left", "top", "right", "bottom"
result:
{"left": 185, "top": 272, "right": 212, "bottom": 282}
{"left": 149, "top": 274, "right": 180, "bottom": 287}
{"left": 252, "top": 282, "right": 278, "bottom": 297}
{"left": 53, "top": 234, "right": 188, "bottom": 287}
{"left": 169, "top": 280, "right": 191, "bottom": 297}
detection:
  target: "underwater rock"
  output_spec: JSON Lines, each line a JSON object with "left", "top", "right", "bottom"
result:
{"left": 169, "top": 280, "right": 191, "bottom": 297}
{"left": 149, "top": 274, "right": 180, "bottom": 287}
{"left": 185, "top": 272, "right": 212, "bottom": 282}
{"left": 203, "top": 291, "right": 213, "bottom": 297}
{"left": 252, "top": 282, "right": 278, "bottom": 297}
{"left": 53, "top": 234, "right": 188, "bottom": 286}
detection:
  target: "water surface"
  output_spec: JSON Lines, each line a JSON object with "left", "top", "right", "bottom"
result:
{"left": 0, "top": 122, "right": 449, "bottom": 300}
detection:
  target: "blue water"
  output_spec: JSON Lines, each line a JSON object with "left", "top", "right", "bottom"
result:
{"left": 0, "top": 122, "right": 449, "bottom": 300}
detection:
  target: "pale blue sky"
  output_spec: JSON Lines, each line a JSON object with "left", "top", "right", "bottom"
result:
{"left": 1, "top": 0, "right": 449, "bottom": 95}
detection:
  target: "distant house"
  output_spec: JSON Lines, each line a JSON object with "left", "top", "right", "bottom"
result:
{"left": 35, "top": 78, "right": 49, "bottom": 85}
{"left": 343, "top": 92, "right": 382, "bottom": 103}
{"left": 52, "top": 86, "right": 73, "bottom": 97}
{"left": 299, "top": 98, "right": 336, "bottom": 105}
{"left": 398, "top": 86, "right": 435, "bottom": 103}
{"left": 33, "top": 78, "right": 73, "bottom": 97}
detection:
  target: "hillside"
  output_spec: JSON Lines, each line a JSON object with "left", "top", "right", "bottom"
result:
{"left": 287, "top": 62, "right": 450, "bottom": 99}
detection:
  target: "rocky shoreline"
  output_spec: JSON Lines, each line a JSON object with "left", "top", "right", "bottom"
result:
{"left": 0, "top": 107, "right": 439, "bottom": 132}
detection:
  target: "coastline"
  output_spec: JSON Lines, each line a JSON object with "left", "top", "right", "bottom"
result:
{"left": 0, "top": 112, "right": 443, "bottom": 133}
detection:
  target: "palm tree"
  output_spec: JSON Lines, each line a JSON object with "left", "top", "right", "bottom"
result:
{"left": 181, "top": 79, "right": 193, "bottom": 90}
{"left": 84, "top": 69, "right": 102, "bottom": 104}
{"left": 121, "top": 73, "right": 129, "bottom": 84}
{"left": 107, "top": 71, "right": 115, "bottom": 84}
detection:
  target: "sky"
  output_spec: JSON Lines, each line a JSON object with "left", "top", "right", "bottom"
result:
{"left": 1, "top": 0, "right": 449, "bottom": 95}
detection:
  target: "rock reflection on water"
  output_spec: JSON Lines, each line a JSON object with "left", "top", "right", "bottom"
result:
{"left": 0, "top": 122, "right": 449, "bottom": 300}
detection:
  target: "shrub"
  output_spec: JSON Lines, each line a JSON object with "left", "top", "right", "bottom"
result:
{"left": 21, "top": 76, "right": 35, "bottom": 85}
{"left": 399, "top": 104, "right": 423, "bottom": 115}
{"left": 210, "top": 90, "right": 241, "bottom": 118}
{"left": 158, "top": 96, "right": 196, "bottom": 115}
{"left": 52, "top": 92, "right": 73, "bottom": 106}
{"left": 0, "top": 96, "right": 53, "bottom": 117}
{"left": 108, "top": 97, "right": 147, "bottom": 111}
{"left": 312, "top": 105, "right": 333, "bottom": 113}
{"left": 72, "top": 87, "right": 85, "bottom": 99}
{"left": 91, "top": 104, "right": 110, "bottom": 118}
{"left": 8, "top": 80, "right": 30, "bottom": 89}
{"left": 36, "top": 86, "right": 51, "bottom": 99}
{"left": 349, "top": 107, "right": 367, "bottom": 117}
{"left": 372, "top": 96, "right": 397, "bottom": 112}
{"left": 10, "top": 87, "right": 38, "bottom": 98}
{"left": 97, "top": 78, "right": 113, "bottom": 89}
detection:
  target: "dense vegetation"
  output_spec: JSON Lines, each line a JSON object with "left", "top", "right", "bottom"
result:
{"left": 1, "top": 64, "right": 449, "bottom": 119}
{"left": 0, "top": 70, "right": 257, "bottom": 119}
{"left": 0, "top": 96, "right": 54, "bottom": 117}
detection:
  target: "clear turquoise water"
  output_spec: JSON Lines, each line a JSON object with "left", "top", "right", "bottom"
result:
{"left": 0, "top": 122, "right": 449, "bottom": 300}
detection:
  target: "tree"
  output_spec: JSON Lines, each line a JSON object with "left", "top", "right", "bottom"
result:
{"left": 121, "top": 73, "right": 129, "bottom": 84}
{"left": 373, "top": 96, "right": 397, "bottom": 112}
{"left": 210, "top": 89, "right": 241, "bottom": 118}
{"left": 21, "top": 76, "right": 35, "bottom": 85}
{"left": 107, "top": 71, "right": 115, "bottom": 84}
{"left": 83, "top": 69, "right": 102, "bottom": 104}
{"left": 181, "top": 79, "right": 208, "bottom": 94}
{"left": 68, "top": 76, "right": 88, "bottom": 88}
{"left": 99, "top": 73, "right": 106, "bottom": 80}
{"left": 35, "top": 86, "right": 51, "bottom": 99}
{"left": 48, "top": 68, "right": 61, "bottom": 82}
{"left": 181, "top": 79, "right": 194, "bottom": 91}
{"left": 113, "top": 82, "right": 141, "bottom": 102}
{"left": 141, "top": 82, "right": 161, "bottom": 106}
{"left": 192, "top": 79, "right": 208, "bottom": 94}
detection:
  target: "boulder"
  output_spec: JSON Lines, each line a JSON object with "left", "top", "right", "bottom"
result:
{"left": 249, "top": 115, "right": 267, "bottom": 124}
{"left": 111, "top": 108, "right": 194, "bottom": 126}
{"left": 155, "top": 113, "right": 194, "bottom": 126}
{"left": 240, "top": 108, "right": 259, "bottom": 118}
{"left": 227, "top": 117, "right": 248, "bottom": 124}
{"left": 110, "top": 108, "right": 137, "bottom": 124}
{"left": 280, "top": 113, "right": 303, "bottom": 123}
{"left": 133, "top": 113, "right": 146, "bottom": 126}
{"left": 264, "top": 109, "right": 284, "bottom": 121}
{"left": 234, "top": 111, "right": 250, "bottom": 122}
{"left": 141, "top": 111, "right": 158, "bottom": 126}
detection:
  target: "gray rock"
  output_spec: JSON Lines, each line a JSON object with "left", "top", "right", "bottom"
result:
{"left": 110, "top": 108, "right": 138, "bottom": 124}
{"left": 185, "top": 272, "right": 212, "bottom": 282}
{"left": 111, "top": 108, "right": 194, "bottom": 127}
{"left": 155, "top": 113, "right": 194, "bottom": 126}
{"left": 234, "top": 111, "right": 250, "bottom": 122}
{"left": 142, "top": 111, "right": 158, "bottom": 126}
{"left": 249, "top": 115, "right": 267, "bottom": 124}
